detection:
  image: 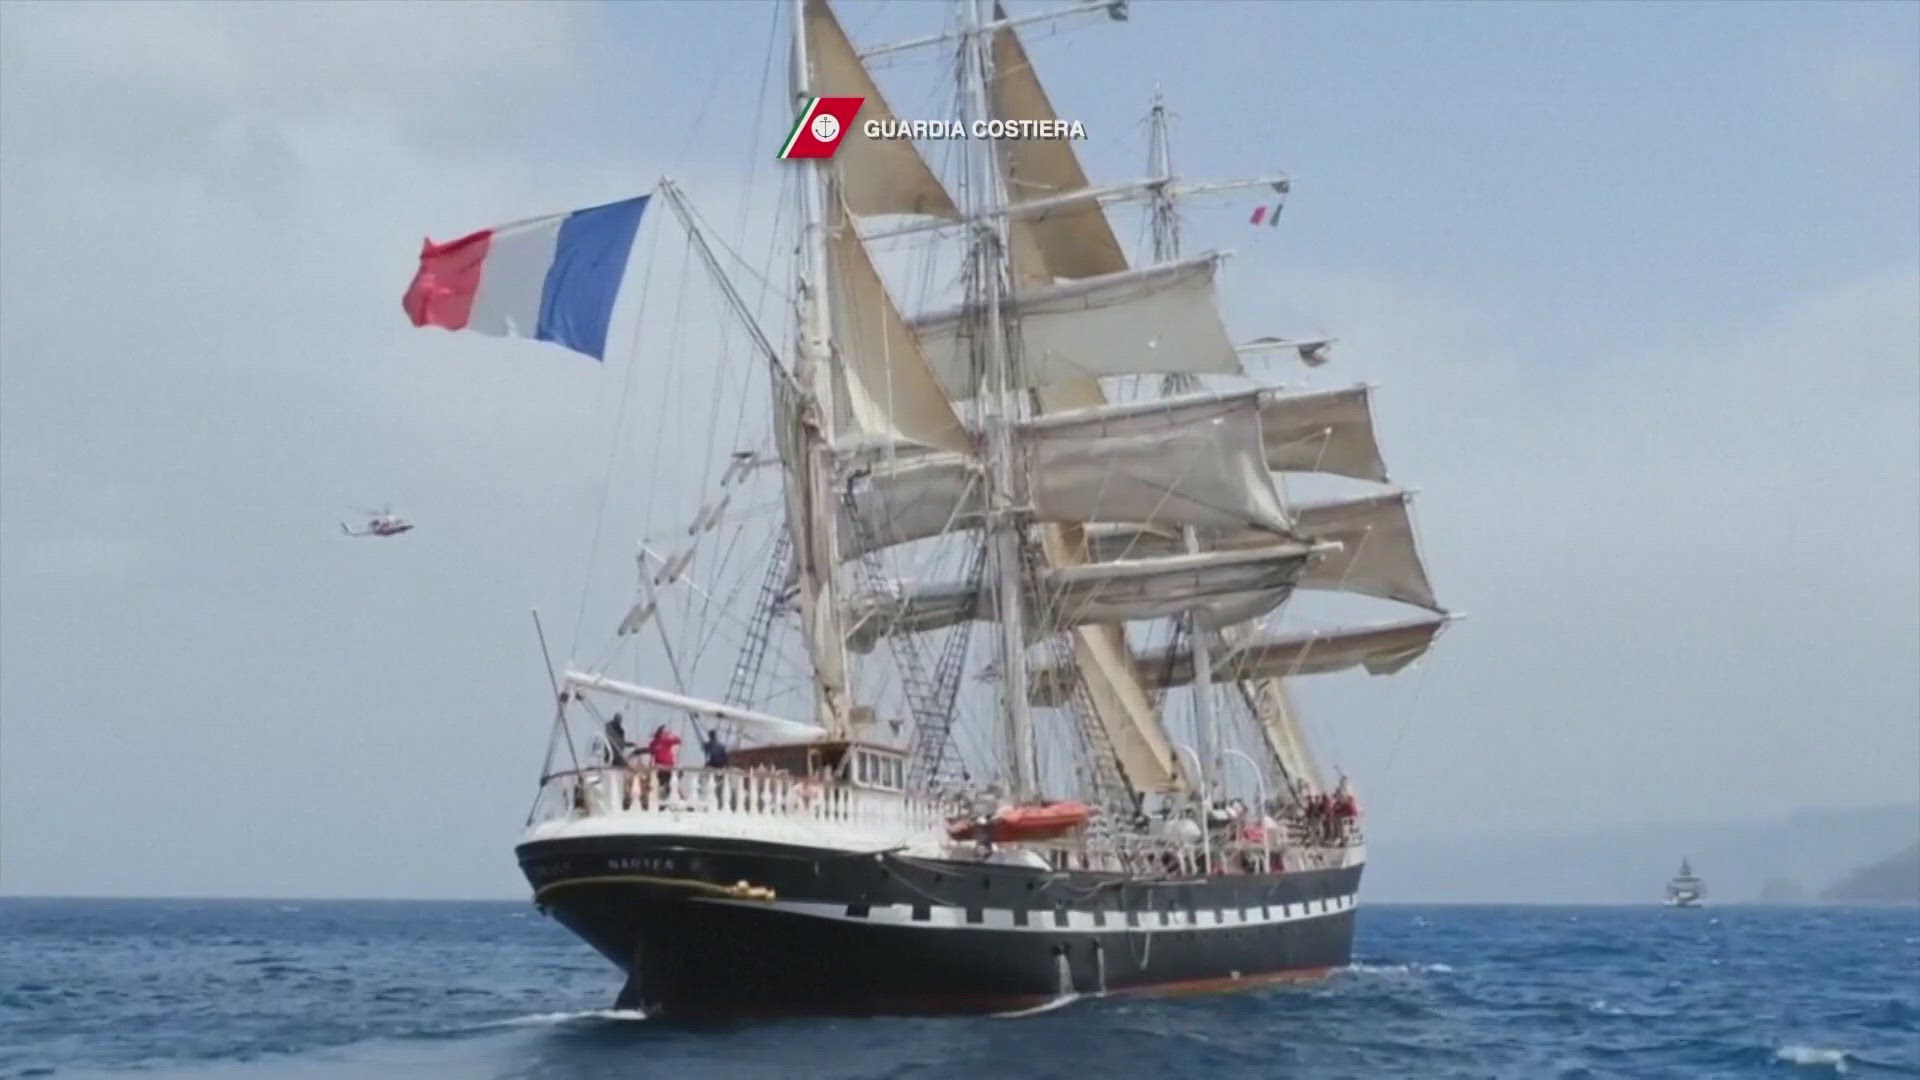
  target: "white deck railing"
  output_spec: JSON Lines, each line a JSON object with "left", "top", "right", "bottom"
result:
{"left": 526, "top": 766, "right": 1361, "bottom": 875}
{"left": 528, "top": 765, "right": 955, "bottom": 837}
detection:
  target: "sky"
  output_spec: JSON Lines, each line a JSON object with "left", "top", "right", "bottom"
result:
{"left": 1, "top": 0, "right": 1915, "bottom": 901}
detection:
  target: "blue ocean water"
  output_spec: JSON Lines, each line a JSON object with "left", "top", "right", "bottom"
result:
{"left": 1, "top": 899, "right": 1914, "bottom": 1079}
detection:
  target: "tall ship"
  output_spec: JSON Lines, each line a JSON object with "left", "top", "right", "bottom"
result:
{"left": 1665, "top": 859, "right": 1706, "bottom": 907}
{"left": 465, "top": 0, "right": 1455, "bottom": 1017}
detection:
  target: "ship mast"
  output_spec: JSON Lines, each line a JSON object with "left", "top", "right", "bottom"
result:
{"left": 787, "top": 0, "right": 853, "bottom": 735}
{"left": 1146, "top": 89, "right": 1225, "bottom": 804}
{"left": 1146, "top": 88, "right": 1181, "bottom": 263}
{"left": 960, "top": 0, "right": 1039, "bottom": 800}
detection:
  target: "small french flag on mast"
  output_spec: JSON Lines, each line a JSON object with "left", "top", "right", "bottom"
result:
{"left": 401, "top": 194, "right": 651, "bottom": 361}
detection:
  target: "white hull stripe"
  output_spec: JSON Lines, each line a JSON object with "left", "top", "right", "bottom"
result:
{"left": 693, "top": 892, "right": 1357, "bottom": 932}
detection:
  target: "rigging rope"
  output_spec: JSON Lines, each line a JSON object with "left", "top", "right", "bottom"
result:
{"left": 567, "top": 209, "right": 664, "bottom": 664}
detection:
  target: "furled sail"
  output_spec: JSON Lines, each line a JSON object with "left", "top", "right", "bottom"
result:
{"left": 842, "top": 543, "right": 1318, "bottom": 652}
{"left": 824, "top": 205, "right": 972, "bottom": 453}
{"left": 838, "top": 387, "right": 1294, "bottom": 554}
{"left": 772, "top": 329, "right": 852, "bottom": 730}
{"left": 1080, "top": 489, "right": 1440, "bottom": 611}
{"left": 1260, "top": 384, "right": 1389, "bottom": 482}
{"left": 803, "top": 0, "right": 958, "bottom": 220}
{"left": 1029, "top": 614, "right": 1453, "bottom": 706}
{"left": 908, "top": 254, "right": 1243, "bottom": 396}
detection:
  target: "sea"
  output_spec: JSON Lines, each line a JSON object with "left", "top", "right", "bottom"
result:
{"left": 1, "top": 899, "right": 1914, "bottom": 1079}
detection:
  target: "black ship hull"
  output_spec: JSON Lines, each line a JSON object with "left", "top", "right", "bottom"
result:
{"left": 518, "top": 833, "right": 1362, "bottom": 1017}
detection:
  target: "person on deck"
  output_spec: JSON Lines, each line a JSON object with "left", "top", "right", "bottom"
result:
{"left": 702, "top": 730, "right": 729, "bottom": 769}
{"left": 1306, "top": 793, "right": 1328, "bottom": 844}
{"left": 648, "top": 723, "right": 682, "bottom": 795}
{"left": 603, "top": 713, "right": 633, "bottom": 767}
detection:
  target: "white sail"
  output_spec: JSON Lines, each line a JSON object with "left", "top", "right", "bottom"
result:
{"left": 1026, "top": 388, "right": 1292, "bottom": 533}
{"left": 1029, "top": 614, "right": 1453, "bottom": 706}
{"left": 908, "top": 255, "right": 1243, "bottom": 397}
{"left": 1081, "top": 489, "right": 1439, "bottom": 611}
{"left": 842, "top": 542, "right": 1319, "bottom": 651}
{"left": 825, "top": 204, "right": 972, "bottom": 453}
{"left": 839, "top": 386, "right": 1294, "bottom": 554}
{"left": 988, "top": 4, "right": 1127, "bottom": 278}
{"left": 1261, "top": 383, "right": 1389, "bottom": 482}
{"left": 1292, "top": 490, "right": 1439, "bottom": 610}
{"left": 803, "top": 0, "right": 959, "bottom": 220}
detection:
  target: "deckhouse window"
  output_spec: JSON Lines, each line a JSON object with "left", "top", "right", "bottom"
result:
{"left": 849, "top": 750, "right": 903, "bottom": 791}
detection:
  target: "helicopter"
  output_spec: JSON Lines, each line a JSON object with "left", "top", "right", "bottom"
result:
{"left": 340, "top": 505, "right": 414, "bottom": 537}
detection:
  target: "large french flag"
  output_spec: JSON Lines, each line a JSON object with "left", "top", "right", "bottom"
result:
{"left": 402, "top": 194, "right": 650, "bottom": 362}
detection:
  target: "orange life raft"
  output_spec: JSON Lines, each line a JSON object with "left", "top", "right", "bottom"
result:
{"left": 947, "top": 801, "right": 1093, "bottom": 843}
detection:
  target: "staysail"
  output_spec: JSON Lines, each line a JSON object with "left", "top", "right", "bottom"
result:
{"left": 988, "top": 5, "right": 1127, "bottom": 278}
{"left": 823, "top": 203, "right": 972, "bottom": 453}
{"left": 802, "top": 0, "right": 958, "bottom": 220}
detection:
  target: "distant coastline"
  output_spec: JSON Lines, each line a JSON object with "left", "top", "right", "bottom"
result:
{"left": 1818, "top": 841, "right": 1920, "bottom": 905}
{"left": 1364, "top": 802, "right": 1920, "bottom": 904}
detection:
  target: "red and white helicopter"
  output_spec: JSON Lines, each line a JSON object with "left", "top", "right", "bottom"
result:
{"left": 340, "top": 505, "right": 414, "bottom": 538}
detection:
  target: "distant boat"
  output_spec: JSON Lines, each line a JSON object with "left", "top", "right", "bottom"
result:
{"left": 1665, "top": 858, "right": 1706, "bottom": 907}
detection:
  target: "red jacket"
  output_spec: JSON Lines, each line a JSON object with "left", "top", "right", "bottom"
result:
{"left": 648, "top": 729, "right": 682, "bottom": 768}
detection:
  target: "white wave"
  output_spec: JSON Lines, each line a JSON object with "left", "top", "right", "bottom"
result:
{"left": 1345, "top": 961, "right": 1454, "bottom": 976}
{"left": 993, "top": 993, "right": 1081, "bottom": 1018}
{"left": 482, "top": 1008, "right": 650, "bottom": 1028}
{"left": 1773, "top": 1045, "right": 1851, "bottom": 1073}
